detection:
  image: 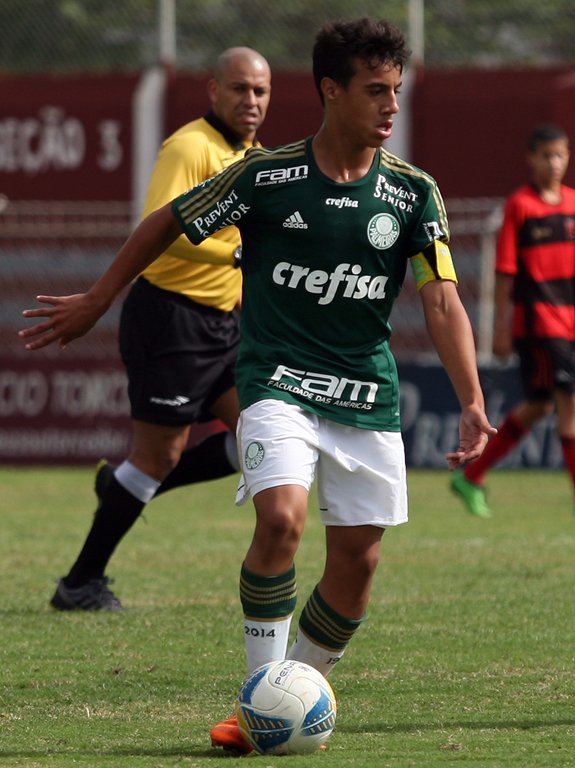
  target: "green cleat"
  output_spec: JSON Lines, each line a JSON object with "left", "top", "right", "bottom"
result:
{"left": 450, "top": 469, "right": 492, "bottom": 518}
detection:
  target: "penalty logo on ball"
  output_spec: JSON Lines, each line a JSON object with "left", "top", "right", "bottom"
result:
{"left": 235, "top": 659, "right": 337, "bottom": 755}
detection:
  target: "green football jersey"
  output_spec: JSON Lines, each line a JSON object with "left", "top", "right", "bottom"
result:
{"left": 172, "top": 137, "right": 452, "bottom": 430}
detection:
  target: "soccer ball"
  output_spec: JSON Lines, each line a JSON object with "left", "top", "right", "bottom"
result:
{"left": 235, "top": 659, "right": 337, "bottom": 755}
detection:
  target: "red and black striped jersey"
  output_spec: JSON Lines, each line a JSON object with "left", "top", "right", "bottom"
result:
{"left": 496, "top": 183, "right": 575, "bottom": 340}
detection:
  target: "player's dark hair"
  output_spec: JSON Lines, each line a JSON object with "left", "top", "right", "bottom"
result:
{"left": 528, "top": 123, "right": 569, "bottom": 151}
{"left": 312, "top": 17, "right": 410, "bottom": 102}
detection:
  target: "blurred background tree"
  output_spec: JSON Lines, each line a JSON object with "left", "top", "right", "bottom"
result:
{"left": 1, "top": 0, "right": 573, "bottom": 74}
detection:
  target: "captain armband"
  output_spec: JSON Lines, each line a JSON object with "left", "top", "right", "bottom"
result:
{"left": 410, "top": 240, "right": 457, "bottom": 291}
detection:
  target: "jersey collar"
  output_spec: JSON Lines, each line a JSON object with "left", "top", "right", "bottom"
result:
{"left": 204, "top": 110, "right": 257, "bottom": 151}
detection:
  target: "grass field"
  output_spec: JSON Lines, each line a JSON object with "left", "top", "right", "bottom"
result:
{"left": 1, "top": 467, "right": 574, "bottom": 768}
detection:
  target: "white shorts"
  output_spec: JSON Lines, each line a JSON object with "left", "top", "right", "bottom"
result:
{"left": 235, "top": 399, "right": 408, "bottom": 528}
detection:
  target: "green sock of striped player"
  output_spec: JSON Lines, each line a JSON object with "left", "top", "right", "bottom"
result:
{"left": 240, "top": 563, "right": 297, "bottom": 673}
{"left": 287, "top": 585, "right": 364, "bottom": 677}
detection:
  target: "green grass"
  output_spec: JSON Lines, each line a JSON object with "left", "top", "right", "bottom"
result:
{"left": 1, "top": 467, "right": 574, "bottom": 767}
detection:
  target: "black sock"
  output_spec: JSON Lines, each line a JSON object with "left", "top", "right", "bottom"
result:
{"left": 155, "top": 431, "right": 236, "bottom": 495}
{"left": 64, "top": 477, "right": 145, "bottom": 587}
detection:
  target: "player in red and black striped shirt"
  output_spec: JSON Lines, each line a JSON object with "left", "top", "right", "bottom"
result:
{"left": 452, "top": 124, "right": 575, "bottom": 517}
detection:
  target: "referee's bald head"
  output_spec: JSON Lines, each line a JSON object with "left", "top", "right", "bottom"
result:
{"left": 214, "top": 47, "right": 271, "bottom": 82}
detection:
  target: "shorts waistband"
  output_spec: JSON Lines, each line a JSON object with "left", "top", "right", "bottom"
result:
{"left": 136, "top": 277, "right": 234, "bottom": 317}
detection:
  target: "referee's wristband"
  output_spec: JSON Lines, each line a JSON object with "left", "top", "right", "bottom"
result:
{"left": 233, "top": 246, "right": 242, "bottom": 268}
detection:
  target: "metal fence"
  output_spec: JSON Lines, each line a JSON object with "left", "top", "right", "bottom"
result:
{"left": 0, "top": 1, "right": 564, "bottom": 466}
{"left": 391, "top": 197, "right": 503, "bottom": 362}
{"left": 1, "top": 0, "right": 574, "bottom": 74}
{"left": 1, "top": 0, "right": 553, "bottom": 361}
{"left": 1, "top": 197, "right": 503, "bottom": 362}
{"left": 0, "top": 1, "right": 562, "bottom": 362}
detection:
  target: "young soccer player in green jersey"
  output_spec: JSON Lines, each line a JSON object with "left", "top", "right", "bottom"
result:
{"left": 20, "top": 17, "right": 496, "bottom": 754}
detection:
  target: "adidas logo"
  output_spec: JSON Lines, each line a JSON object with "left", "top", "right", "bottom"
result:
{"left": 283, "top": 211, "right": 308, "bottom": 229}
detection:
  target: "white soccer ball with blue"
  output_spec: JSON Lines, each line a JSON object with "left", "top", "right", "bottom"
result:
{"left": 235, "top": 659, "right": 337, "bottom": 755}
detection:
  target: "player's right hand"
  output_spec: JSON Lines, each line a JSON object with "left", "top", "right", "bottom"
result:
{"left": 18, "top": 293, "right": 106, "bottom": 350}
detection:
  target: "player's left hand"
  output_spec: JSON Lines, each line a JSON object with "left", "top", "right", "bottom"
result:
{"left": 445, "top": 404, "right": 497, "bottom": 470}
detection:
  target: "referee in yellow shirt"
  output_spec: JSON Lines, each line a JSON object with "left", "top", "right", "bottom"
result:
{"left": 50, "top": 47, "right": 272, "bottom": 611}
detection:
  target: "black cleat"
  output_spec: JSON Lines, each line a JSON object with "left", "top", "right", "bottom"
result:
{"left": 50, "top": 576, "right": 123, "bottom": 612}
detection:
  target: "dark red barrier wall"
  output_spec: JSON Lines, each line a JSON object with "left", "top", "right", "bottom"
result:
{"left": 2, "top": 66, "right": 575, "bottom": 464}
{"left": 165, "top": 70, "right": 322, "bottom": 147}
{"left": 3, "top": 67, "right": 575, "bottom": 202}
{"left": 411, "top": 66, "right": 575, "bottom": 197}
{"left": 0, "top": 72, "right": 139, "bottom": 200}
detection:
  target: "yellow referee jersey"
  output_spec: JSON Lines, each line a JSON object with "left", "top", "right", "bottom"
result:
{"left": 140, "top": 115, "right": 255, "bottom": 312}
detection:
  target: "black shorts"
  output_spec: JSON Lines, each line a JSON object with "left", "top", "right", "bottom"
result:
{"left": 119, "top": 277, "right": 240, "bottom": 426}
{"left": 515, "top": 338, "right": 575, "bottom": 400}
